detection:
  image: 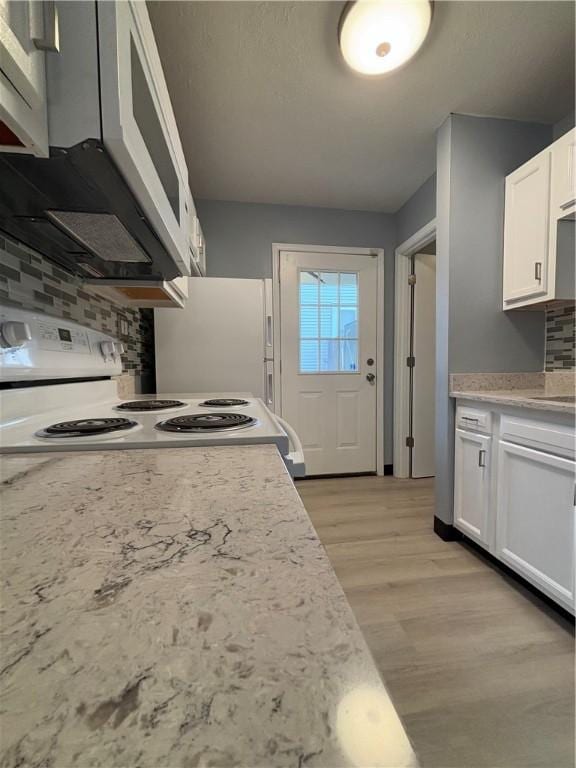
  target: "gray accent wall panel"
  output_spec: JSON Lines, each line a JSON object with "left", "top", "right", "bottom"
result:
{"left": 435, "top": 114, "right": 552, "bottom": 525}
{"left": 552, "top": 111, "right": 575, "bottom": 140}
{"left": 395, "top": 173, "right": 436, "bottom": 246}
{"left": 435, "top": 118, "right": 454, "bottom": 529}
{"left": 447, "top": 115, "right": 549, "bottom": 374}
{"left": 196, "top": 200, "right": 397, "bottom": 464}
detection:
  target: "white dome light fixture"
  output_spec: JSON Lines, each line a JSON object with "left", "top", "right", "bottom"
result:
{"left": 339, "top": 0, "right": 432, "bottom": 76}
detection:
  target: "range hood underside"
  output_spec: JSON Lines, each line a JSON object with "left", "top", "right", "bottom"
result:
{"left": 0, "top": 139, "right": 180, "bottom": 281}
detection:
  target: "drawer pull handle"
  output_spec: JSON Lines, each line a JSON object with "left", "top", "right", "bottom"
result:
{"left": 478, "top": 449, "right": 487, "bottom": 468}
{"left": 462, "top": 416, "right": 479, "bottom": 423}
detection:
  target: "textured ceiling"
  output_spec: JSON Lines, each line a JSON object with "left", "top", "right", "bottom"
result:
{"left": 148, "top": 1, "right": 575, "bottom": 212}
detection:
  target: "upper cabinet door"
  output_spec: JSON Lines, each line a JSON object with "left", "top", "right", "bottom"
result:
{"left": 0, "top": 0, "right": 49, "bottom": 155}
{"left": 550, "top": 127, "right": 576, "bottom": 218}
{"left": 98, "top": 1, "right": 190, "bottom": 277}
{"left": 503, "top": 151, "right": 551, "bottom": 308}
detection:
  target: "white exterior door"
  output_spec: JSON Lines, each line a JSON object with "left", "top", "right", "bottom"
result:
{"left": 279, "top": 250, "right": 379, "bottom": 476}
{"left": 496, "top": 440, "right": 575, "bottom": 611}
{"left": 503, "top": 151, "right": 551, "bottom": 307}
{"left": 411, "top": 253, "right": 435, "bottom": 478}
{"left": 0, "top": 0, "right": 49, "bottom": 155}
{"left": 454, "top": 429, "right": 491, "bottom": 547}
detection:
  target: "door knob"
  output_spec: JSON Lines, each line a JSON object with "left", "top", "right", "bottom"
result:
{"left": 366, "top": 373, "right": 376, "bottom": 383}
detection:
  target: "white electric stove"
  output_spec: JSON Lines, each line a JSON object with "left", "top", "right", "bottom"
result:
{"left": 0, "top": 306, "right": 305, "bottom": 477}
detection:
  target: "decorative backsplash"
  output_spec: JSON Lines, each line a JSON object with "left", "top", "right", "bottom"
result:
{"left": 545, "top": 305, "right": 575, "bottom": 371}
{"left": 0, "top": 235, "right": 155, "bottom": 391}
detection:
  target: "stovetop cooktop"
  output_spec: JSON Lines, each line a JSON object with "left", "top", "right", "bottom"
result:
{"left": 0, "top": 387, "right": 289, "bottom": 455}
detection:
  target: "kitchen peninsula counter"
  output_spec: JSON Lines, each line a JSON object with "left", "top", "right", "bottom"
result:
{"left": 0, "top": 445, "right": 416, "bottom": 768}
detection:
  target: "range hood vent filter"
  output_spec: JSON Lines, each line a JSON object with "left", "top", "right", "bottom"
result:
{"left": 46, "top": 211, "right": 151, "bottom": 263}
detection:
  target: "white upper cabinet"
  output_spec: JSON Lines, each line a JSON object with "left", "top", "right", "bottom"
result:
{"left": 503, "top": 150, "right": 551, "bottom": 307}
{"left": 503, "top": 128, "right": 576, "bottom": 310}
{"left": 98, "top": 0, "right": 190, "bottom": 277}
{"left": 0, "top": 0, "right": 52, "bottom": 155}
{"left": 550, "top": 127, "right": 576, "bottom": 218}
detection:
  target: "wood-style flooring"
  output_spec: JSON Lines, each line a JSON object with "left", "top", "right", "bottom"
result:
{"left": 297, "top": 475, "right": 575, "bottom": 768}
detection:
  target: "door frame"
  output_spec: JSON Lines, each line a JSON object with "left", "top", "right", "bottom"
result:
{"left": 393, "top": 219, "right": 436, "bottom": 478}
{"left": 272, "top": 242, "right": 385, "bottom": 476}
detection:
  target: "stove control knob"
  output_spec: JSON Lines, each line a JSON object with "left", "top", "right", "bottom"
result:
{"left": 1, "top": 321, "right": 32, "bottom": 348}
{"left": 113, "top": 342, "right": 125, "bottom": 356}
{"left": 100, "top": 340, "right": 115, "bottom": 359}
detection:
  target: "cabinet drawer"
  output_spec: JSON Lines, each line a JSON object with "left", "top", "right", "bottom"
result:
{"left": 500, "top": 415, "right": 575, "bottom": 459}
{"left": 456, "top": 405, "right": 492, "bottom": 434}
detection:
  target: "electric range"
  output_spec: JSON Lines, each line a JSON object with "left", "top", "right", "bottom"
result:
{"left": 0, "top": 306, "right": 304, "bottom": 475}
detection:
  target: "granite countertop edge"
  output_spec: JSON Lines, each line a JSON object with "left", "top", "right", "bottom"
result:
{"left": 450, "top": 389, "right": 575, "bottom": 414}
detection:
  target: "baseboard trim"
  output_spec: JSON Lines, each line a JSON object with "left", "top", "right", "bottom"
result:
{"left": 433, "top": 516, "right": 462, "bottom": 541}
{"left": 460, "top": 536, "right": 575, "bottom": 625}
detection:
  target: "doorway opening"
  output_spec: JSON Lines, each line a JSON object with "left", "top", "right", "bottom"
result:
{"left": 394, "top": 219, "right": 437, "bottom": 479}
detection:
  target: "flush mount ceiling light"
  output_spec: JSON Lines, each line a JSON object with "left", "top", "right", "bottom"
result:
{"left": 339, "top": 0, "right": 432, "bottom": 76}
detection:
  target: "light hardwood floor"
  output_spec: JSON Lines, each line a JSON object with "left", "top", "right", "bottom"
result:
{"left": 297, "top": 475, "right": 575, "bottom": 768}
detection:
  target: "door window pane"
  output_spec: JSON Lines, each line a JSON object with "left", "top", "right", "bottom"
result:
{"left": 340, "top": 340, "right": 359, "bottom": 372}
{"left": 320, "top": 340, "right": 339, "bottom": 371}
{"left": 300, "top": 271, "right": 319, "bottom": 304}
{"left": 320, "top": 272, "right": 339, "bottom": 304}
{"left": 339, "top": 306, "right": 357, "bottom": 337}
{"left": 300, "top": 305, "right": 318, "bottom": 338}
{"left": 320, "top": 305, "right": 338, "bottom": 338}
{"left": 340, "top": 273, "right": 358, "bottom": 304}
{"left": 300, "top": 340, "right": 318, "bottom": 373}
{"left": 299, "top": 270, "right": 359, "bottom": 373}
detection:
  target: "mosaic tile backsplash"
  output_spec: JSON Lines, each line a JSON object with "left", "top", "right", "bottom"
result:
{"left": 545, "top": 305, "right": 575, "bottom": 371}
{"left": 0, "top": 236, "right": 155, "bottom": 391}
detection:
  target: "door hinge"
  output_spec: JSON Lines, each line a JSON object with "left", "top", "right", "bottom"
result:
{"left": 406, "top": 356, "right": 415, "bottom": 368}
{"left": 408, "top": 274, "right": 416, "bottom": 286}
{"left": 406, "top": 436, "right": 414, "bottom": 448}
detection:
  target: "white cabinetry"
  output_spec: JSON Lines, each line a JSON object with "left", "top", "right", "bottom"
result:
{"left": 503, "top": 128, "right": 576, "bottom": 309}
{"left": 453, "top": 401, "right": 575, "bottom": 613}
{"left": 550, "top": 128, "right": 576, "bottom": 218}
{"left": 496, "top": 440, "right": 575, "bottom": 611}
{"left": 0, "top": 0, "right": 51, "bottom": 155}
{"left": 454, "top": 429, "right": 491, "bottom": 546}
{"left": 503, "top": 151, "right": 550, "bottom": 306}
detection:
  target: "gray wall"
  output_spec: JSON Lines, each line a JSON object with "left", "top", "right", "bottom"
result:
{"left": 435, "top": 114, "right": 552, "bottom": 524}
{"left": 553, "top": 111, "right": 575, "bottom": 140}
{"left": 196, "top": 200, "right": 397, "bottom": 464}
{"left": 395, "top": 173, "right": 436, "bottom": 246}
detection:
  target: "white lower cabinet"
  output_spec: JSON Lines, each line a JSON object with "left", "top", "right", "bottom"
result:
{"left": 454, "top": 402, "right": 575, "bottom": 613}
{"left": 454, "top": 429, "right": 491, "bottom": 547}
{"left": 496, "top": 441, "right": 575, "bottom": 612}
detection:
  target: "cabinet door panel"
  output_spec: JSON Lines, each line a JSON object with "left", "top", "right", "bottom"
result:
{"left": 550, "top": 127, "right": 576, "bottom": 217}
{"left": 503, "top": 152, "right": 550, "bottom": 306}
{"left": 496, "top": 440, "right": 575, "bottom": 611}
{"left": 0, "top": 0, "right": 48, "bottom": 155}
{"left": 454, "top": 429, "right": 491, "bottom": 547}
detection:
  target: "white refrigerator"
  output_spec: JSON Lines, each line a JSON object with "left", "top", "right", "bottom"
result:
{"left": 154, "top": 277, "right": 275, "bottom": 409}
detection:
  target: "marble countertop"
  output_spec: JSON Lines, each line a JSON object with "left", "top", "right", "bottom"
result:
{"left": 0, "top": 445, "right": 416, "bottom": 768}
{"left": 449, "top": 372, "right": 575, "bottom": 414}
{"left": 450, "top": 389, "right": 575, "bottom": 413}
